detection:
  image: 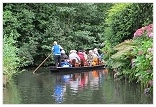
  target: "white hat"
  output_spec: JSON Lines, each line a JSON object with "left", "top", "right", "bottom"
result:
{"left": 61, "top": 50, "right": 65, "bottom": 54}
{"left": 73, "top": 50, "right": 77, "bottom": 53}
{"left": 94, "top": 48, "right": 98, "bottom": 51}
{"left": 89, "top": 50, "right": 93, "bottom": 53}
{"left": 70, "top": 50, "right": 73, "bottom": 53}
{"left": 53, "top": 41, "right": 57, "bottom": 45}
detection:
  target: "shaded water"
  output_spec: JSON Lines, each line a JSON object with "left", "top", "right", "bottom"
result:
{"left": 3, "top": 67, "right": 153, "bottom": 104}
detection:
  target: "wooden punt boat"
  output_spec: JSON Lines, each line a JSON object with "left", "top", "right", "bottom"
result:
{"left": 49, "top": 64, "right": 105, "bottom": 74}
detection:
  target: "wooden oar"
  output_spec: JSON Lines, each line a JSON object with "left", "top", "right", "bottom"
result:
{"left": 33, "top": 53, "right": 52, "bottom": 74}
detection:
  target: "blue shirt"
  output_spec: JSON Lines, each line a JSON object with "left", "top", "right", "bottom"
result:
{"left": 52, "top": 45, "right": 62, "bottom": 55}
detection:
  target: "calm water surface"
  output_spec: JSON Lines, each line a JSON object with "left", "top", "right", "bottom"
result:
{"left": 3, "top": 67, "right": 153, "bottom": 104}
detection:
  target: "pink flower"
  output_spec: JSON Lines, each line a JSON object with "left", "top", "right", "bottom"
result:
{"left": 145, "top": 25, "right": 153, "bottom": 33}
{"left": 147, "top": 24, "right": 152, "bottom": 29}
{"left": 134, "top": 29, "right": 144, "bottom": 37}
{"left": 133, "top": 24, "right": 153, "bottom": 38}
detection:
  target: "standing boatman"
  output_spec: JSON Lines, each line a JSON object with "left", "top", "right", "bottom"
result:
{"left": 52, "top": 41, "right": 63, "bottom": 67}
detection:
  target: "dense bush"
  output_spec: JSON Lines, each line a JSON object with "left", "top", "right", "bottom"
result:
{"left": 104, "top": 3, "right": 153, "bottom": 46}
{"left": 132, "top": 24, "right": 153, "bottom": 87}
{"left": 3, "top": 35, "right": 20, "bottom": 81}
{"left": 103, "top": 24, "right": 153, "bottom": 92}
{"left": 3, "top": 3, "right": 111, "bottom": 67}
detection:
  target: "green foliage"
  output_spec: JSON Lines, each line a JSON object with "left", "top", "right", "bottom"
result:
{"left": 103, "top": 3, "right": 153, "bottom": 88}
{"left": 104, "top": 3, "right": 153, "bottom": 46}
{"left": 111, "top": 40, "right": 136, "bottom": 59}
{"left": 101, "top": 40, "right": 115, "bottom": 67}
{"left": 102, "top": 40, "right": 134, "bottom": 70}
{"left": 132, "top": 35, "right": 153, "bottom": 87}
{"left": 106, "top": 40, "right": 134, "bottom": 69}
{"left": 104, "top": 24, "right": 153, "bottom": 90}
{"left": 3, "top": 3, "right": 109, "bottom": 67}
{"left": 3, "top": 35, "right": 20, "bottom": 81}
{"left": 104, "top": 3, "right": 131, "bottom": 46}
{"left": 17, "top": 39, "right": 38, "bottom": 66}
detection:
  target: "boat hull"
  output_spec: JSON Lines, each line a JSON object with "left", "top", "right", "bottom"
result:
{"left": 50, "top": 65, "right": 105, "bottom": 74}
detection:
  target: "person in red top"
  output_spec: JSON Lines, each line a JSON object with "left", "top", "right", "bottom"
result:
{"left": 77, "top": 50, "right": 85, "bottom": 66}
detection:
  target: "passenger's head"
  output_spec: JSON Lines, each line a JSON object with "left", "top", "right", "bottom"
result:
{"left": 89, "top": 50, "right": 93, "bottom": 54}
{"left": 61, "top": 49, "right": 65, "bottom": 54}
{"left": 94, "top": 48, "right": 98, "bottom": 51}
{"left": 93, "top": 48, "right": 98, "bottom": 53}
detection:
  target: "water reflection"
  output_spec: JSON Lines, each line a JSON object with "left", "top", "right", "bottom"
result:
{"left": 90, "top": 70, "right": 100, "bottom": 90}
{"left": 52, "top": 75, "right": 71, "bottom": 103}
{"left": 52, "top": 69, "right": 107, "bottom": 103}
{"left": 70, "top": 73, "right": 79, "bottom": 93}
{"left": 4, "top": 68, "right": 153, "bottom": 104}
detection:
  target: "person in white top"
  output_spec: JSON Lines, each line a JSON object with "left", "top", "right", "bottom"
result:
{"left": 93, "top": 48, "right": 100, "bottom": 57}
{"left": 69, "top": 50, "right": 80, "bottom": 63}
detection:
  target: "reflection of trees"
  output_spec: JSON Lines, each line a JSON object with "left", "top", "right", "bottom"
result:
{"left": 11, "top": 69, "right": 57, "bottom": 104}
{"left": 3, "top": 81, "right": 22, "bottom": 104}
{"left": 99, "top": 69, "right": 153, "bottom": 104}
{"left": 113, "top": 81, "right": 153, "bottom": 104}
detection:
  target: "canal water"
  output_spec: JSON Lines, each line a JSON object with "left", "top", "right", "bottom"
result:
{"left": 3, "top": 67, "right": 153, "bottom": 104}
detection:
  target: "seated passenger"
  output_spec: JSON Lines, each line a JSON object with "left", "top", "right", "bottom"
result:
{"left": 60, "top": 60, "right": 72, "bottom": 67}
{"left": 69, "top": 50, "right": 80, "bottom": 63}
{"left": 87, "top": 50, "right": 99, "bottom": 66}
{"left": 71, "top": 59, "right": 80, "bottom": 67}
{"left": 61, "top": 49, "right": 68, "bottom": 61}
{"left": 82, "top": 50, "right": 88, "bottom": 66}
{"left": 77, "top": 50, "right": 85, "bottom": 66}
{"left": 93, "top": 48, "right": 100, "bottom": 65}
{"left": 93, "top": 48, "right": 100, "bottom": 57}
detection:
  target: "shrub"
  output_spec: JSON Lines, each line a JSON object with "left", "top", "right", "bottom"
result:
{"left": 3, "top": 35, "right": 20, "bottom": 82}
